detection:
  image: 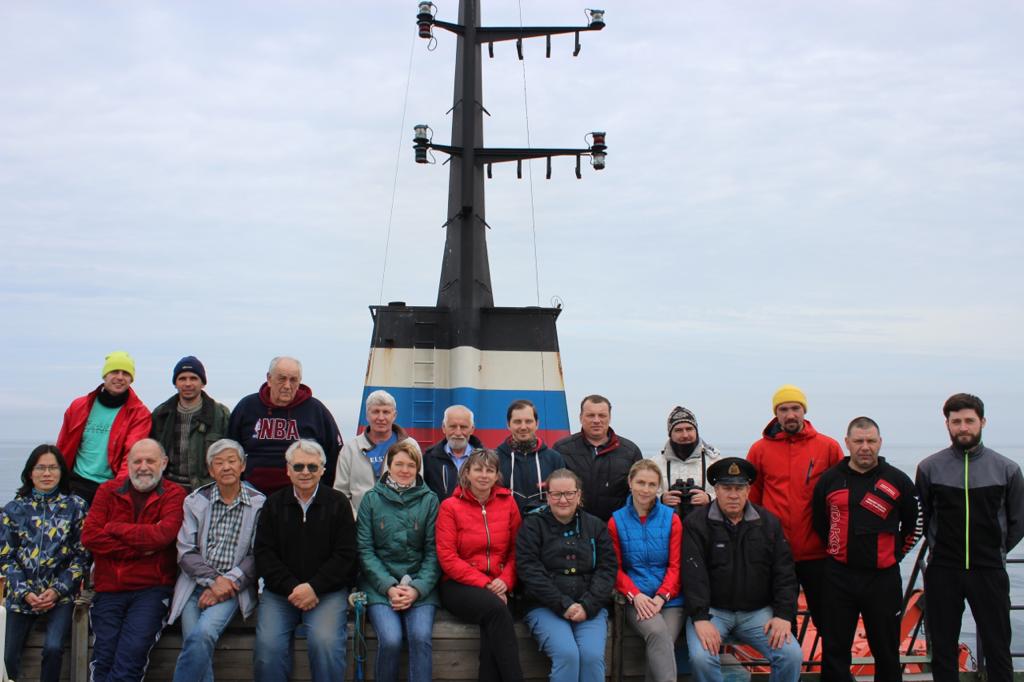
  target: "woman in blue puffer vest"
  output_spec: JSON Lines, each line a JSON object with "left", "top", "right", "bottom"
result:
{"left": 608, "top": 459, "right": 684, "bottom": 682}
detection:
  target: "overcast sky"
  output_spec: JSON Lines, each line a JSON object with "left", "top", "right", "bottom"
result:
{"left": 2, "top": 1, "right": 1022, "bottom": 453}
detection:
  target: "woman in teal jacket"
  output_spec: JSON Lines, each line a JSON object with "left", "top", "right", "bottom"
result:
{"left": 357, "top": 440, "right": 441, "bottom": 682}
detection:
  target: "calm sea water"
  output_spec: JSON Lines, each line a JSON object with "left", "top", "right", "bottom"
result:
{"left": 1, "top": 438, "right": 1019, "bottom": 662}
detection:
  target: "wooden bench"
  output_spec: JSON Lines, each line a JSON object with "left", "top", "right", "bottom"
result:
{"left": 14, "top": 595, "right": 654, "bottom": 681}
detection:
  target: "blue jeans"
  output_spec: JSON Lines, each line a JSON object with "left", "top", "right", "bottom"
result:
{"left": 90, "top": 586, "right": 173, "bottom": 682}
{"left": 685, "top": 607, "right": 801, "bottom": 682}
{"left": 367, "top": 603, "right": 435, "bottom": 682}
{"left": 254, "top": 589, "right": 348, "bottom": 682}
{"left": 3, "top": 602, "right": 74, "bottom": 682}
{"left": 172, "top": 586, "right": 240, "bottom": 682}
{"left": 523, "top": 607, "right": 607, "bottom": 682}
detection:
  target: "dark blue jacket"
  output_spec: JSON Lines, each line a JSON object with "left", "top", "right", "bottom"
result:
{"left": 496, "top": 437, "right": 565, "bottom": 516}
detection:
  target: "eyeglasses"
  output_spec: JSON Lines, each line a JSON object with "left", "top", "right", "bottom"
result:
{"left": 290, "top": 463, "right": 320, "bottom": 473}
{"left": 33, "top": 465, "right": 60, "bottom": 473}
{"left": 548, "top": 491, "right": 579, "bottom": 501}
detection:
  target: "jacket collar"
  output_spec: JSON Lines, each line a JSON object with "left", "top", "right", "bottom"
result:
{"left": 576, "top": 428, "right": 621, "bottom": 456}
{"left": 708, "top": 500, "right": 760, "bottom": 524}
{"left": 621, "top": 494, "right": 666, "bottom": 521}
{"left": 502, "top": 434, "right": 546, "bottom": 456}
{"left": 426, "top": 434, "right": 484, "bottom": 460}
{"left": 356, "top": 424, "right": 409, "bottom": 451}
{"left": 257, "top": 382, "right": 312, "bottom": 410}
{"left": 762, "top": 417, "right": 821, "bottom": 442}
{"left": 452, "top": 484, "right": 511, "bottom": 505}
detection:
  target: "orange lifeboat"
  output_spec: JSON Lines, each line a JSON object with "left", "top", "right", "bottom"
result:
{"left": 726, "top": 590, "right": 972, "bottom": 674}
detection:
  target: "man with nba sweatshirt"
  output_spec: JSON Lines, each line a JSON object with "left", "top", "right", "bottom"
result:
{"left": 228, "top": 356, "right": 343, "bottom": 494}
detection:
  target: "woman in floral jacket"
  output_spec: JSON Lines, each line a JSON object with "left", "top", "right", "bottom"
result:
{"left": 0, "top": 444, "right": 89, "bottom": 682}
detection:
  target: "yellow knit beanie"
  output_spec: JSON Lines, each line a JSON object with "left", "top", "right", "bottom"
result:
{"left": 772, "top": 384, "right": 807, "bottom": 412}
{"left": 101, "top": 350, "right": 136, "bottom": 379}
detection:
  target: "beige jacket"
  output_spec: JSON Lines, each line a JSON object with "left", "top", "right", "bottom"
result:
{"left": 332, "top": 426, "right": 421, "bottom": 517}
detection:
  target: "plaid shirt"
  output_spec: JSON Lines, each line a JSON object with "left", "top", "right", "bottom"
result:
{"left": 205, "top": 485, "right": 251, "bottom": 574}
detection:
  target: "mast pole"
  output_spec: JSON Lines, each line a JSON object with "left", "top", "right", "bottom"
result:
{"left": 438, "top": 0, "right": 491, "bottom": 347}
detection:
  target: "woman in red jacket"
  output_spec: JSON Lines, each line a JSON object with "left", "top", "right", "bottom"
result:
{"left": 435, "top": 448, "right": 523, "bottom": 682}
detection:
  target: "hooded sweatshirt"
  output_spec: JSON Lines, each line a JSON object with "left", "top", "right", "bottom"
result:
{"left": 227, "top": 383, "right": 343, "bottom": 494}
{"left": 495, "top": 436, "right": 565, "bottom": 516}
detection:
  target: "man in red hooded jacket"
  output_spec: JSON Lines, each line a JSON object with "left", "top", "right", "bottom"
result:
{"left": 746, "top": 384, "right": 842, "bottom": 633}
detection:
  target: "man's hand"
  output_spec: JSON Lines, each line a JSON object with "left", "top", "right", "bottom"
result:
{"left": 631, "top": 593, "right": 664, "bottom": 621}
{"left": 694, "top": 619, "right": 722, "bottom": 653}
{"left": 689, "top": 490, "right": 711, "bottom": 506}
{"left": 209, "top": 576, "right": 239, "bottom": 601}
{"left": 198, "top": 588, "right": 219, "bottom": 609}
{"left": 485, "top": 578, "right": 508, "bottom": 597}
{"left": 563, "top": 603, "right": 586, "bottom": 622}
{"left": 763, "top": 617, "right": 792, "bottom": 649}
{"left": 288, "top": 583, "right": 319, "bottom": 611}
{"left": 661, "top": 490, "right": 682, "bottom": 507}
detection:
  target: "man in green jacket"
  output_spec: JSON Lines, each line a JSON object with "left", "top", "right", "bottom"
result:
{"left": 151, "top": 356, "right": 231, "bottom": 491}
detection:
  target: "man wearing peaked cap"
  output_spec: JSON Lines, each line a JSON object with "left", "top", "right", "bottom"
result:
{"left": 745, "top": 384, "right": 843, "bottom": 633}
{"left": 56, "top": 351, "right": 152, "bottom": 504}
{"left": 707, "top": 457, "right": 756, "bottom": 486}
{"left": 681, "top": 455, "right": 802, "bottom": 682}
{"left": 150, "top": 356, "right": 232, "bottom": 492}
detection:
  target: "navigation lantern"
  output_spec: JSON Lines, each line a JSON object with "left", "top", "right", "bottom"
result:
{"left": 586, "top": 9, "right": 605, "bottom": 29}
{"left": 417, "top": 2, "right": 435, "bottom": 39}
{"left": 588, "top": 131, "right": 607, "bottom": 170}
{"left": 414, "top": 124, "right": 432, "bottom": 163}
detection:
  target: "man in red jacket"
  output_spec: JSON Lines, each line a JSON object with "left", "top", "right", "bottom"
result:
{"left": 56, "top": 350, "right": 152, "bottom": 504}
{"left": 82, "top": 438, "right": 186, "bottom": 682}
{"left": 746, "top": 384, "right": 842, "bottom": 633}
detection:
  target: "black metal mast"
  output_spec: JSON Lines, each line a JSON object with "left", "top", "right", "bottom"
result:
{"left": 414, "top": 0, "right": 607, "bottom": 347}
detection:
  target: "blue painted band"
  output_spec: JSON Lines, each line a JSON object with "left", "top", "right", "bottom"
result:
{"left": 358, "top": 385, "right": 570, "bottom": 432}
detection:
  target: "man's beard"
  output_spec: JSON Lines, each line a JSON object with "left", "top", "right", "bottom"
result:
{"left": 447, "top": 435, "right": 468, "bottom": 451}
{"left": 781, "top": 419, "right": 803, "bottom": 434}
{"left": 512, "top": 436, "right": 538, "bottom": 453}
{"left": 130, "top": 471, "right": 162, "bottom": 492}
{"left": 949, "top": 430, "right": 982, "bottom": 451}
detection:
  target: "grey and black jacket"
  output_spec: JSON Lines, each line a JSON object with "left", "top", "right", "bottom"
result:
{"left": 915, "top": 444, "right": 1024, "bottom": 570}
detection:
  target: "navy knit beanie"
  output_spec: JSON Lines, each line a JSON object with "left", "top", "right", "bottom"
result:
{"left": 173, "top": 356, "right": 207, "bottom": 385}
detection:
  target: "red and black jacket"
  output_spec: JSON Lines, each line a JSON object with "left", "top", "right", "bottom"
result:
{"left": 812, "top": 457, "right": 921, "bottom": 569}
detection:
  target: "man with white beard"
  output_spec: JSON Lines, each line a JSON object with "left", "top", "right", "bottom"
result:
{"left": 82, "top": 438, "right": 186, "bottom": 682}
{"left": 423, "top": 405, "right": 484, "bottom": 501}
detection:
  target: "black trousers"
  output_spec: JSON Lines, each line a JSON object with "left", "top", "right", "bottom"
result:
{"left": 795, "top": 558, "right": 827, "bottom": 631}
{"left": 439, "top": 579, "right": 523, "bottom": 682}
{"left": 69, "top": 472, "right": 101, "bottom": 506}
{"left": 820, "top": 560, "right": 903, "bottom": 682}
{"left": 924, "top": 564, "right": 1013, "bottom": 682}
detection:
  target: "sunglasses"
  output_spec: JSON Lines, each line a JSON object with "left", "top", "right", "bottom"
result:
{"left": 290, "top": 463, "right": 321, "bottom": 473}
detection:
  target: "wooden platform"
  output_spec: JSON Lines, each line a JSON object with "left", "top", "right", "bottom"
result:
{"left": 19, "top": 597, "right": 1016, "bottom": 681}
{"left": 17, "top": 597, "right": 649, "bottom": 681}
